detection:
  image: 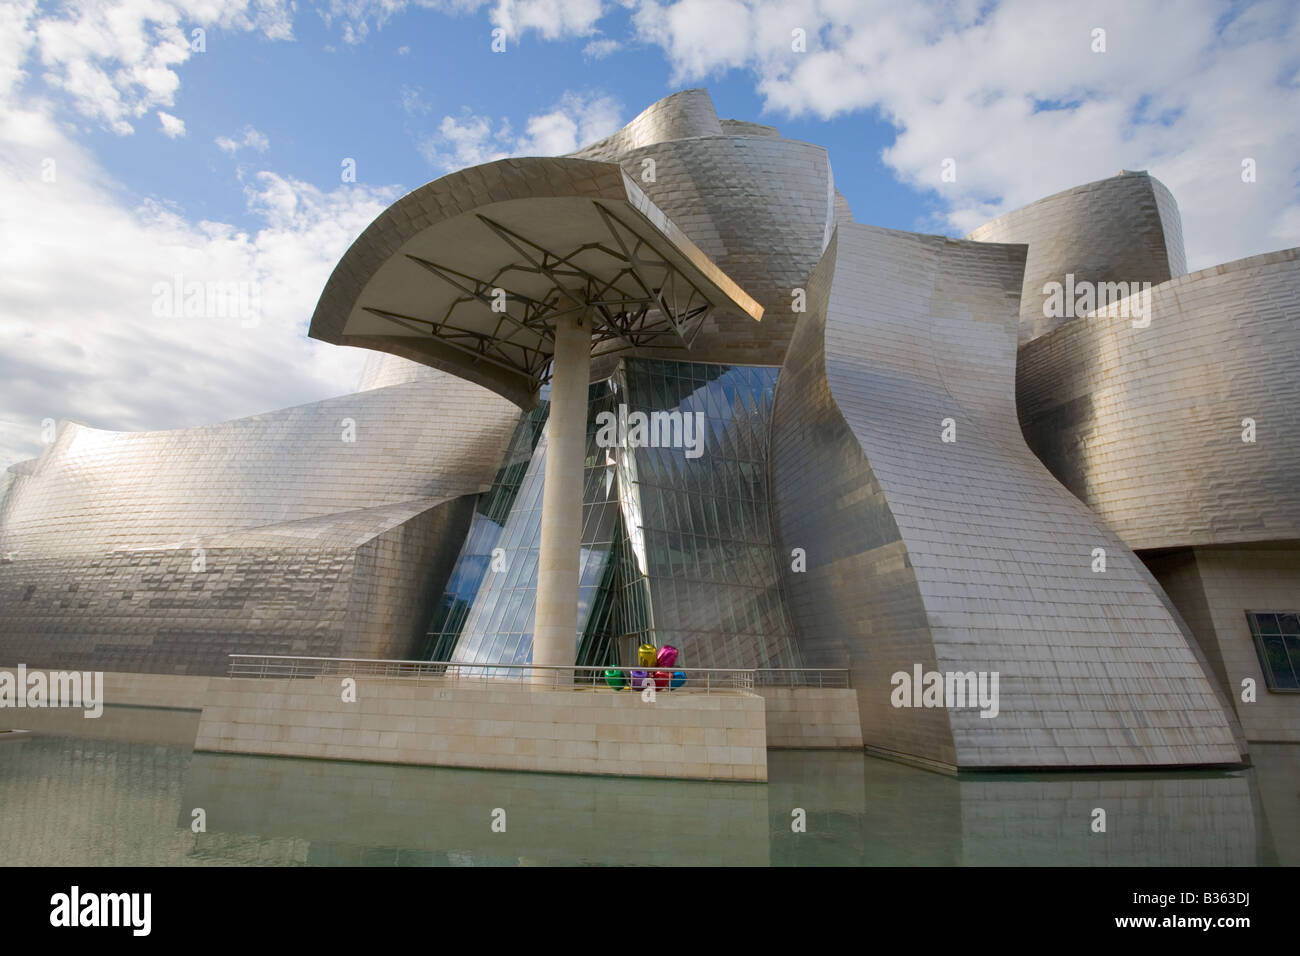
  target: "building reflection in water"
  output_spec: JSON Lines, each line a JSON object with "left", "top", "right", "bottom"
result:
{"left": 0, "top": 720, "right": 1293, "bottom": 866}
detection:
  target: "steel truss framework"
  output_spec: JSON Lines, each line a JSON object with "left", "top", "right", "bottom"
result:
{"left": 362, "top": 201, "right": 720, "bottom": 390}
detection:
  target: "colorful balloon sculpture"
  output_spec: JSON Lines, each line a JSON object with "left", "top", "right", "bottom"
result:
{"left": 605, "top": 647, "right": 684, "bottom": 692}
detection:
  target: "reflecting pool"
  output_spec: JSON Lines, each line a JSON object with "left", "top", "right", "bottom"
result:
{"left": 0, "top": 710, "right": 1294, "bottom": 866}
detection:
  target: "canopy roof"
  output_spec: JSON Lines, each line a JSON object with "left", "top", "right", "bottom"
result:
{"left": 310, "top": 157, "right": 762, "bottom": 406}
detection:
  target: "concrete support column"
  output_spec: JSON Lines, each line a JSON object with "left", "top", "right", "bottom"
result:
{"left": 533, "top": 312, "right": 591, "bottom": 684}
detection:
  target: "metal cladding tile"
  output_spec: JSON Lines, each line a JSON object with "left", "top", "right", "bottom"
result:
{"left": 770, "top": 223, "right": 1241, "bottom": 770}
{"left": 573, "top": 89, "right": 724, "bottom": 162}
{"left": 3, "top": 89, "right": 1287, "bottom": 763}
{"left": 1018, "top": 247, "right": 1300, "bottom": 551}
{"left": 4, "top": 376, "right": 516, "bottom": 557}
{"left": 967, "top": 170, "right": 1186, "bottom": 345}
{"left": 572, "top": 118, "right": 836, "bottom": 367}
{"left": 0, "top": 368, "right": 520, "bottom": 674}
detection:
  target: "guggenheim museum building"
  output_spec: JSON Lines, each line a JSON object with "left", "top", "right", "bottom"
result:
{"left": 2, "top": 89, "right": 1297, "bottom": 771}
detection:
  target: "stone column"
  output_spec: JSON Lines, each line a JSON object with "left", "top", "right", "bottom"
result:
{"left": 533, "top": 313, "right": 591, "bottom": 685}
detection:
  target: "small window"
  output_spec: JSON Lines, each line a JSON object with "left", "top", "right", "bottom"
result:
{"left": 1247, "top": 611, "right": 1300, "bottom": 691}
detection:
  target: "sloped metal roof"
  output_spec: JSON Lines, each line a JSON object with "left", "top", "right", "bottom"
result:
{"left": 310, "top": 157, "right": 761, "bottom": 406}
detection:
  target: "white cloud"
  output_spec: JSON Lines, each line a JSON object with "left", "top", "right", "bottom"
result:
{"left": 0, "top": 0, "right": 38, "bottom": 102}
{"left": 158, "top": 110, "right": 186, "bottom": 137}
{"left": 27, "top": 0, "right": 293, "bottom": 135}
{"left": 400, "top": 84, "right": 432, "bottom": 115}
{"left": 311, "top": 0, "right": 602, "bottom": 45}
{"left": 421, "top": 112, "right": 505, "bottom": 169}
{"left": 582, "top": 37, "right": 621, "bottom": 59}
{"left": 633, "top": 0, "right": 761, "bottom": 80}
{"left": 313, "top": 0, "right": 460, "bottom": 44}
{"left": 0, "top": 96, "right": 397, "bottom": 468}
{"left": 491, "top": 0, "right": 604, "bottom": 41}
{"left": 419, "top": 90, "right": 622, "bottom": 171}
{"left": 0, "top": 0, "right": 445, "bottom": 470}
{"left": 216, "top": 125, "right": 271, "bottom": 154}
{"left": 522, "top": 90, "right": 622, "bottom": 153}
{"left": 5, "top": 0, "right": 1295, "bottom": 468}
{"left": 630, "top": 0, "right": 1300, "bottom": 270}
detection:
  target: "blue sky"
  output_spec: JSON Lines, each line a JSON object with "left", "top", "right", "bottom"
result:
{"left": 1, "top": 0, "right": 1297, "bottom": 467}
{"left": 60, "top": 5, "right": 914, "bottom": 233}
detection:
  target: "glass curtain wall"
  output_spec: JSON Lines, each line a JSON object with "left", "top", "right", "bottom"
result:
{"left": 424, "top": 360, "right": 802, "bottom": 672}
{"left": 423, "top": 384, "right": 623, "bottom": 668}
{"left": 617, "top": 360, "right": 800, "bottom": 669}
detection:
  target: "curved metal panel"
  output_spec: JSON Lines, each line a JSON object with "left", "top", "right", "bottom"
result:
{"left": 1018, "top": 247, "right": 1300, "bottom": 550}
{"left": 771, "top": 223, "right": 1240, "bottom": 768}
{"left": 573, "top": 88, "right": 724, "bottom": 161}
{"left": 355, "top": 351, "right": 453, "bottom": 391}
{"left": 577, "top": 134, "right": 835, "bottom": 372}
{"left": 967, "top": 170, "right": 1186, "bottom": 344}
{"left": 0, "top": 377, "right": 521, "bottom": 673}
{"left": 310, "top": 157, "right": 761, "bottom": 406}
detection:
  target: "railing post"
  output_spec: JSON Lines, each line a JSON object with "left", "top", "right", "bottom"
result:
{"left": 224, "top": 658, "right": 850, "bottom": 692}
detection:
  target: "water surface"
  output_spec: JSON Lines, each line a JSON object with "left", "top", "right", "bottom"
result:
{"left": 0, "top": 710, "right": 1294, "bottom": 866}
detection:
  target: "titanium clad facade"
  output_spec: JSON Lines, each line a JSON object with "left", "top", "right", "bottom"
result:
{"left": 977, "top": 174, "right": 1299, "bottom": 756}
{"left": 3, "top": 87, "right": 1292, "bottom": 767}
{"left": 770, "top": 224, "right": 1241, "bottom": 768}
{"left": 573, "top": 88, "right": 725, "bottom": 160}
{"left": 574, "top": 89, "right": 836, "bottom": 372}
{"left": 0, "top": 372, "right": 520, "bottom": 674}
{"left": 355, "top": 350, "right": 454, "bottom": 391}
{"left": 1016, "top": 248, "right": 1300, "bottom": 551}
{"left": 1013, "top": 246, "right": 1300, "bottom": 746}
{"left": 967, "top": 170, "right": 1186, "bottom": 344}
{"left": 0, "top": 379, "right": 517, "bottom": 557}
{"left": 770, "top": 232, "right": 948, "bottom": 764}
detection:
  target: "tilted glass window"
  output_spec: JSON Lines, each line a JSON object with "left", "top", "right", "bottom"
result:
{"left": 1246, "top": 611, "right": 1300, "bottom": 691}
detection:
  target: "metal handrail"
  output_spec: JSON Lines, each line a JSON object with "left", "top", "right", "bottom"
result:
{"left": 226, "top": 655, "right": 850, "bottom": 691}
{"left": 750, "top": 668, "right": 851, "bottom": 689}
